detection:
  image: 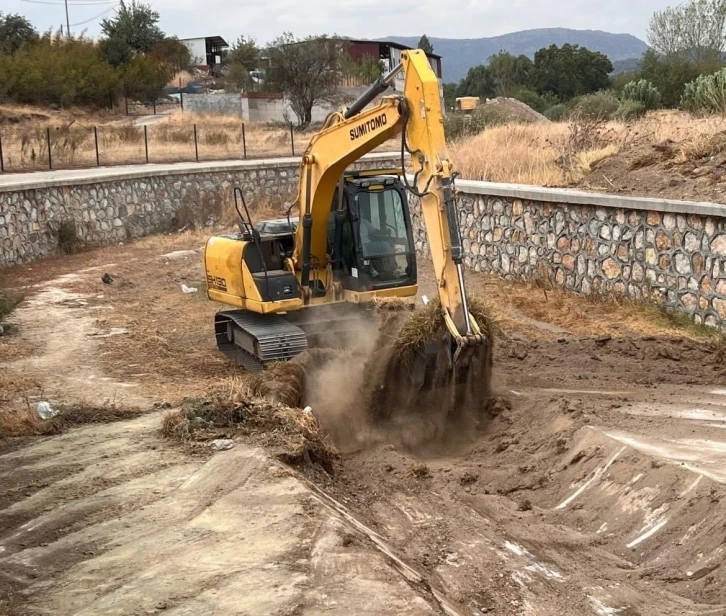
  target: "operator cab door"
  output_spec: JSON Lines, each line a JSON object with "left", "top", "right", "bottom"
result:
{"left": 327, "top": 178, "right": 417, "bottom": 292}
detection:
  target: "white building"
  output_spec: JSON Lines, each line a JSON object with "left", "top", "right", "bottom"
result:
{"left": 180, "top": 36, "right": 228, "bottom": 72}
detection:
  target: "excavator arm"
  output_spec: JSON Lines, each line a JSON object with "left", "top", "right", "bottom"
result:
{"left": 291, "top": 49, "right": 483, "bottom": 362}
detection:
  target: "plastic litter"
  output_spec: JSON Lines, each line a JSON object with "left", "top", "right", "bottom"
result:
{"left": 36, "top": 401, "right": 58, "bottom": 420}
{"left": 181, "top": 284, "right": 198, "bottom": 294}
{"left": 210, "top": 439, "right": 234, "bottom": 451}
{"left": 101, "top": 273, "right": 113, "bottom": 285}
{"left": 421, "top": 295, "right": 430, "bottom": 306}
{"left": 303, "top": 406, "right": 313, "bottom": 414}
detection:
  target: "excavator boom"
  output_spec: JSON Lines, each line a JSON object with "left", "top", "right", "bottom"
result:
{"left": 291, "top": 50, "right": 483, "bottom": 358}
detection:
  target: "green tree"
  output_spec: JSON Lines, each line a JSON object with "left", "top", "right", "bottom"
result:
{"left": 417, "top": 34, "right": 434, "bottom": 55}
{"left": 222, "top": 37, "right": 260, "bottom": 91}
{"left": 487, "top": 51, "right": 533, "bottom": 96}
{"left": 0, "top": 34, "right": 119, "bottom": 107}
{"left": 267, "top": 33, "right": 345, "bottom": 127}
{"left": 101, "top": 0, "right": 164, "bottom": 54}
{"left": 531, "top": 44, "right": 613, "bottom": 100}
{"left": 638, "top": 49, "right": 710, "bottom": 107}
{"left": 456, "top": 65, "right": 495, "bottom": 99}
{"left": 122, "top": 54, "right": 173, "bottom": 102}
{"left": 0, "top": 12, "right": 38, "bottom": 55}
{"left": 149, "top": 38, "right": 191, "bottom": 73}
{"left": 442, "top": 82, "right": 457, "bottom": 109}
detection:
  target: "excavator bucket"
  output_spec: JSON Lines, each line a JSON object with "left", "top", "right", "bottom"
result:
{"left": 365, "top": 299, "right": 493, "bottom": 424}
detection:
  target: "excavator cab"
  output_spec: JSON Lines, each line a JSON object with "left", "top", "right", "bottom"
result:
{"left": 327, "top": 171, "right": 416, "bottom": 293}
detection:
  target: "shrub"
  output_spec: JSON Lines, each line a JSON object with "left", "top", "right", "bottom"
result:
{"left": 621, "top": 79, "right": 662, "bottom": 110}
{"left": 615, "top": 100, "right": 647, "bottom": 121}
{"left": 53, "top": 219, "right": 84, "bottom": 254}
{"left": 444, "top": 104, "right": 509, "bottom": 140}
{"left": 573, "top": 91, "right": 620, "bottom": 120}
{"left": 544, "top": 104, "right": 569, "bottom": 121}
{"left": 681, "top": 68, "right": 726, "bottom": 114}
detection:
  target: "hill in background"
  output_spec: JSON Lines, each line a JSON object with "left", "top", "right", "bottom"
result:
{"left": 380, "top": 28, "right": 648, "bottom": 82}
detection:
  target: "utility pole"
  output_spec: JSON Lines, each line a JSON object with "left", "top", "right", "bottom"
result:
{"left": 64, "top": 0, "right": 70, "bottom": 38}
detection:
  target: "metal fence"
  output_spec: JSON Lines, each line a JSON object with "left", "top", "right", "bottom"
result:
{"left": 0, "top": 121, "right": 301, "bottom": 174}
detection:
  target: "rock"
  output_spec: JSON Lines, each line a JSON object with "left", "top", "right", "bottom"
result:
{"left": 210, "top": 439, "right": 234, "bottom": 451}
{"left": 602, "top": 258, "right": 620, "bottom": 279}
{"left": 655, "top": 230, "right": 671, "bottom": 251}
{"left": 681, "top": 293, "right": 698, "bottom": 312}
{"left": 674, "top": 252, "right": 692, "bottom": 275}
{"left": 646, "top": 211, "right": 661, "bottom": 226}
{"left": 713, "top": 298, "right": 726, "bottom": 320}
{"left": 562, "top": 254, "right": 575, "bottom": 270}
{"left": 645, "top": 248, "right": 657, "bottom": 265}
{"left": 663, "top": 213, "right": 676, "bottom": 231}
{"left": 712, "top": 235, "right": 726, "bottom": 256}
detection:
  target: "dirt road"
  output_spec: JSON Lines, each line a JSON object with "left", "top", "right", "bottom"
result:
{"left": 3, "top": 233, "right": 726, "bottom": 615}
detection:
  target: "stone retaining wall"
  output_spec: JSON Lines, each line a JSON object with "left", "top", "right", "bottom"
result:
{"left": 410, "top": 182, "right": 726, "bottom": 329}
{"left": 0, "top": 154, "right": 400, "bottom": 267}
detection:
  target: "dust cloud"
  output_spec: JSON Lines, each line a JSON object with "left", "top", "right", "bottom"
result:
{"left": 297, "top": 304, "right": 496, "bottom": 456}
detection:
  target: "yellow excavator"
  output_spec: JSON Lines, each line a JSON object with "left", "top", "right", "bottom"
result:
{"left": 204, "top": 49, "right": 487, "bottom": 392}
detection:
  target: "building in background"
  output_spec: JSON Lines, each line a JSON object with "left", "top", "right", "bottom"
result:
{"left": 344, "top": 39, "right": 443, "bottom": 90}
{"left": 180, "top": 36, "right": 229, "bottom": 75}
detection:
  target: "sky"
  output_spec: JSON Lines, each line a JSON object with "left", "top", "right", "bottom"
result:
{"left": 5, "top": 0, "right": 670, "bottom": 46}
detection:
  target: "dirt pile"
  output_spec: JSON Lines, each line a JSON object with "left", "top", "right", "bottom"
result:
{"left": 484, "top": 97, "right": 550, "bottom": 124}
{"left": 579, "top": 129, "right": 726, "bottom": 202}
{"left": 161, "top": 380, "right": 339, "bottom": 471}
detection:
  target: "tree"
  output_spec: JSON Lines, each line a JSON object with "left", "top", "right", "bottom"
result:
{"left": 222, "top": 36, "right": 260, "bottom": 91}
{"left": 267, "top": 33, "right": 345, "bottom": 127}
{"left": 531, "top": 44, "right": 613, "bottom": 100}
{"left": 0, "top": 12, "right": 38, "bottom": 55}
{"left": 417, "top": 34, "right": 434, "bottom": 55}
{"left": 648, "top": 0, "right": 726, "bottom": 63}
{"left": 487, "top": 51, "right": 533, "bottom": 96}
{"left": 442, "top": 82, "right": 457, "bottom": 109}
{"left": 101, "top": 0, "right": 164, "bottom": 54}
{"left": 149, "top": 38, "right": 191, "bottom": 73}
{"left": 638, "top": 48, "right": 710, "bottom": 107}
{"left": 456, "top": 65, "right": 496, "bottom": 99}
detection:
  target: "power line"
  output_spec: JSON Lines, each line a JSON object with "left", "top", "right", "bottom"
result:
{"left": 21, "top": 0, "right": 118, "bottom": 6}
{"left": 69, "top": 2, "right": 117, "bottom": 25}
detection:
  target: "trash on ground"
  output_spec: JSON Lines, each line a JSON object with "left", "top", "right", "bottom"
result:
{"left": 181, "top": 284, "right": 198, "bottom": 294}
{"left": 101, "top": 273, "right": 114, "bottom": 285}
{"left": 210, "top": 439, "right": 234, "bottom": 451}
{"left": 36, "top": 401, "right": 58, "bottom": 420}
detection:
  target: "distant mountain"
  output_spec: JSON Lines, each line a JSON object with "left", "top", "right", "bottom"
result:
{"left": 380, "top": 29, "right": 649, "bottom": 82}
{"left": 611, "top": 57, "right": 643, "bottom": 75}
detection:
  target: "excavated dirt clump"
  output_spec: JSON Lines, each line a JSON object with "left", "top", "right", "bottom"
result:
{"left": 161, "top": 384, "right": 339, "bottom": 471}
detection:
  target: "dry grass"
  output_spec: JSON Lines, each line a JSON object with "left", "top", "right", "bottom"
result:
{"left": 161, "top": 376, "right": 338, "bottom": 470}
{"left": 469, "top": 273, "right": 726, "bottom": 343}
{"left": 0, "top": 106, "right": 399, "bottom": 172}
{"left": 0, "top": 400, "right": 146, "bottom": 437}
{"left": 449, "top": 110, "right": 726, "bottom": 187}
{"left": 392, "top": 295, "right": 496, "bottom": 364}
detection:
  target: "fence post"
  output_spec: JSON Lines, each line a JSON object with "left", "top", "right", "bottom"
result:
{"left": 242, "top": 123, "right": 247, "bottom": 159}
{"left": 0, "top": 133, "right": 4, "bottom": 173}
{"left": 290, "top": 125, "right": 295, "bottom": 157}
{"left": 152, "top": 100, "right": 156, "bottom": 115}
{"left": 193, "top": 124, "right": 199, "bottom": 162}
{"left": 144, "top": 125, "right": 149, "bottom": 164}
{"left": 94, "top": 126, "right": 100, "bottom": 166}
{"left": 179, "top": 78, "right": 184, "bottom": 112}
{"left": 47, "top": 127, "right": 52, "bottom": 170}
{"left": 109, "top": 92, "right": 114, "bottom": 113}
{"left": 124, "top": 87, "right": 129, "bottom": 116}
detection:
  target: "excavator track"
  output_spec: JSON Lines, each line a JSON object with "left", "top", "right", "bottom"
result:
{"left": 214, "top": 310, "right": 309, "bottom": 371}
